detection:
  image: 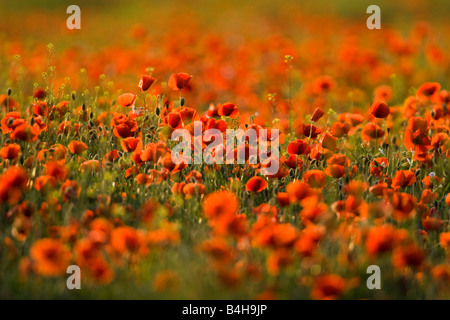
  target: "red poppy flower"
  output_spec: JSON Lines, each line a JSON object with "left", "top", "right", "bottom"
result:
{"left": 331, "top": 122, "right": 350, "bottom": 138}
{"left": 366, "top": 224, "right": 398, "bottom": 256}
{"left": 311, "top": 274, "right": 346, "bottom": 300}
{"left": 391, "top": 192, "right": 416, "bottom": 221}
{"left": 10, "top": 124, "right": 41, "bottom": 142}
{"left": 61, "top": 179, "right": 81, "bottom": 202}
{"left": 218, "top": 103, "right": 239, "bottom": 118}
{"left": 30, "top": 239, "right": 71, "bottom": 276}
{"left": 68, "top": 140, "right": 88, "bottom": 155}
{"left": 416, "top": 82, "right": 440, "bottom": 100}
{"left": 139, "top": 75, "right": 155, "bottom": 92}
{"left": 120, "top": 137, "right": 142, "bottom": 153}
{"left": 320, "top": 132, "right": 337, "bottom": 151}
{"left": 324, "top": 164, "right": 346, "bottom": 179}
{"left": 246, "top": 176, "right": 268, "bottom": 192}
{"left": 311, "top": 107, "right": 325, "bottom": 122}
{"left": 369, "top": 101, "right": 390, "bottom": 119}
{"left": 361, "top": 123, "right": 385, "bottom": 142}
{"left": 168, "top": 73, "right": 192, "bottom": 91}
{"left": 392, "top": 170, "right": 416, "bottom": 189}
{"left": 303, "top": 170, "right": 326, "bottom": 189}
{"left": 393, "top": 243, "right": 424, "bottom": 269}
{"left": 118, "top": 93, "right": 137, "bottom": 107}
{"left": 287, "top": 139, "right": 310, "bottom": 155}
{"left": 299, "top": 124, "right": 322, "bottom": 139}
{"left": 0, "top": 143, "right": 20, "bottom": 160}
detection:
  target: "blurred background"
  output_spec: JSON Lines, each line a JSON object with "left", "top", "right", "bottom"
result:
{"left": 0, "top": 0, "right": 449, "bottom": 117}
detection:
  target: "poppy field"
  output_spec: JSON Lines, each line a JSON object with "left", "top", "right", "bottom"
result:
{"left": 0, "top": 0, "right": 449, "bottom": 299}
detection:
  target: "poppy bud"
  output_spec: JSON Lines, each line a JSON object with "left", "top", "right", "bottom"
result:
{"left": 118, "top": 93, "right": 137, "bottom": 107}
{"left": 82, "top": 103, "right": 86, "bottom": 112}
{"left": 155, "top": 107, "right": 160, "bottom": 116}
{"left": 71, "top": 92, "right": 76, "bottom": 100}
{"left": 89, "top": 112, "right": 94, "bottom": 119}
{"left": 7, "top": 88, "right": 12, "bottom": 96}
{"left": 89, "top": 120, "right": 95, "bottom": 127}
{"left": 180, "top": 97, "right": 185, "bottom": 106}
